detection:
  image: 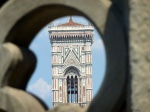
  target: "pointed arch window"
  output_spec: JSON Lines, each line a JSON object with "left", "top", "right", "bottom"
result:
{"left": 66, "top": 69, "right": 78, "bottom": 103}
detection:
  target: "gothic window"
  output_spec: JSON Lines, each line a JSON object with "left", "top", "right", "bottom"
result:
{"left": 87, "top": 90, "right": 89, "bottom": 101}
{"left": 55, "top": 79, "right": 56, "bottom": 89}
{"left": 58, "top": 56, "right": 61, "bottom": 63}
{"left": 53, "top": 55, "right": 55, "bottom": 63}
{"left": 90, "top": 55, "right": 92, "bottom": 63}
{"left": 53, "top": 91, "right": 54, "bottom": 101}
{"left": 83, "top": 86, "right": 85, "bottom": 96}
{"left": 82, "top": 67, "right": 85, "bottom": 73}
{"left": 86, "top": 55, "right": 88, "bottom": 63}
{"left": 88, "top": 55, "right": 90, "bottom": 63}
{"left": 54, "top": 46, "right": 57, "bottom": 52}
{"left": 87, "top": 66, "right": 89, "bottom": 74}
{"left": 58, "top": 67, "right": 62, "bottom": 73}
{"left": 82, "top": 55, "right": 85, "bottom": 63}
{"left": 56, "top": 55, "right": 58, "bottom": 63}
{"left": 53, "top": 55, "right": 57, "bottom": 63}
{"left": 82, "top": 46, "right": 84, "bottom": 51}
{"left": 57, "top": 46, "right": 61, "bottom": 52}
{"left": 66, "top": 70, "right": 78, "bottom": 103}
{"left": 53, "top": 80, "right": 54, "bottom": 89}
{"left": 89, "top": 91, "right": 91, "bottom": 100}
{"left": 59, "top": 86, "right": 62, "bottom": 97}
{"left": 58, "top": 46, "right": 59, "bottom": 52}
{"left": 54, "top": 91, "right": 56, "bottom": 102}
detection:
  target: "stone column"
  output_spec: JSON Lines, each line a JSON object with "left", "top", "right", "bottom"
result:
{"left": 78, "top": 77, "right": 80, "bottom": 104}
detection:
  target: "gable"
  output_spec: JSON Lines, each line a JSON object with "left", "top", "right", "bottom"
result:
{"left": 64, "top": 50, "right": 80, "bottom": 65}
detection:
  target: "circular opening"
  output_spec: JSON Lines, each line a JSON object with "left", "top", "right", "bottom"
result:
{"left": 26, "top": 16, "right": 106, "bottom": 108}
{"left": 0, "top": 2, "right": 127, "bottom": 111}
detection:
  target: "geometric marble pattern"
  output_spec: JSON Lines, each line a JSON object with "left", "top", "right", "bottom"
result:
{"left": 48, "top": 16, "right": 94, "bottom": 107}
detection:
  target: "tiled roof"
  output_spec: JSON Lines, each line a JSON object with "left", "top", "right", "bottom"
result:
{"left": 57, "top": 16, "right": 84, "bottom": 27}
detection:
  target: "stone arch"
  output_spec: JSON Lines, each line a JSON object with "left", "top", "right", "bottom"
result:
{"left": 0, "top": 1, "right": 128, "bottom": 112}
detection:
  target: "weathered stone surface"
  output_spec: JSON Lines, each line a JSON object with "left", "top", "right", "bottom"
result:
{"left": 47, "top": 104, "right": 84, "bottom": 112}
{"left": 129, "top": 0, "right": 150, "bottom": 112}
{"left": 0, "top": 86, "right": 45, "bottom": 112}
{"left": 0, "top": 0, "right": 110, "bottom": 45}
{"left": 0, "top": 42, "right": 36, "bottom": 89}
{"left": 88, "top": 0, "right": 129, "bottom": 111}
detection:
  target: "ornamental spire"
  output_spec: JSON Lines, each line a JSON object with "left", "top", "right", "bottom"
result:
{"left": 69, "top": 15, "right": 73, "bottom": 22}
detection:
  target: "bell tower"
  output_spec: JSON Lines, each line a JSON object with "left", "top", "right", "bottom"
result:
{"left": 48, "top": 16, "right": 94, "bottom": 107}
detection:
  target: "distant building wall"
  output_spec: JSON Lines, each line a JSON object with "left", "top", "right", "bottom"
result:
{"left": 48, "top": 17, "right": 94, "bottom": 107}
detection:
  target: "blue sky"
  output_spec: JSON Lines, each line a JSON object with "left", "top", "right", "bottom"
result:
{"left": 26, "top": 16, "right": 106, "bottom": 108}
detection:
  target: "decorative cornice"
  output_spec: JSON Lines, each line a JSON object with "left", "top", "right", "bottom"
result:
{"left": 49, "top": 21, "right": 94, "bottom": 43}
{"left": 48, "top": 25, "right": 94, "bottom": 32}
{"left": 50, "top": 33, "right": 93, "bottom": 38}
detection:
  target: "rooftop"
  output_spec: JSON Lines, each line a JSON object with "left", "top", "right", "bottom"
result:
{"left": 57, "top": 16, "right": 85, "bottom": 27}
